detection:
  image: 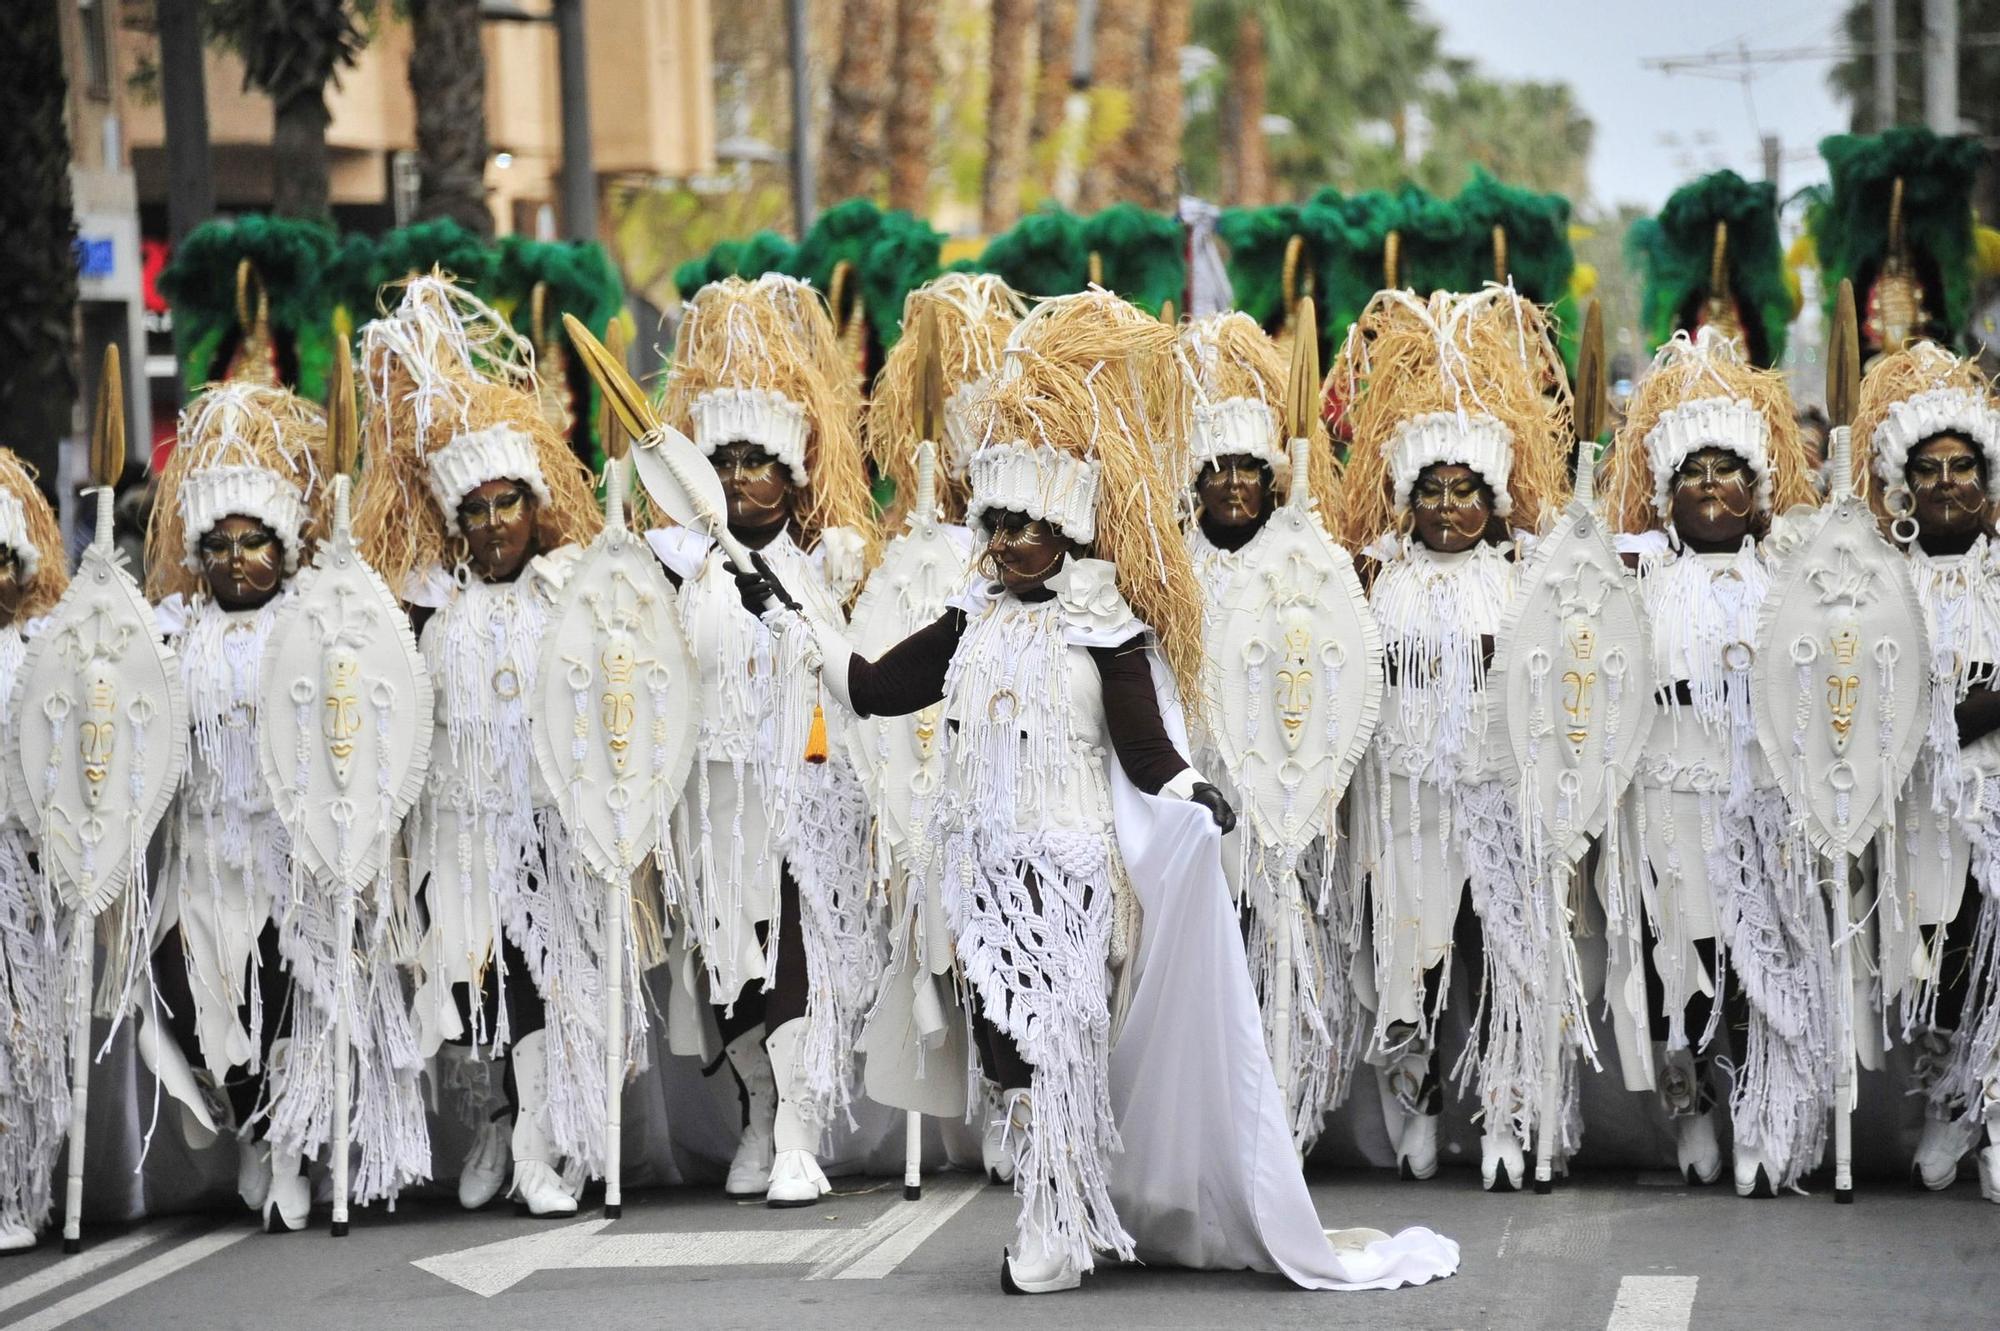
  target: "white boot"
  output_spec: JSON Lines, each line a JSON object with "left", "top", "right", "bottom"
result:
{"left": 458, "top": 1112, "right": 512, "bottom": 1210}
{"left": 0, "top": 1223, "right": 35, "bottom": 1252}
{"left": 981, "top": 1084, "right": 1015, "bottom": 1185}
{"left": 723, "top": 1026, "right": 777, "bottom": 1197}
{"left": 137, "top": 1008, "right": 219, "bottom": 1149}
{"left": 999, "top": 1092, "right": 1081, "bottom": 1295}
{"left": 506, "top": 1032, "right": 578, "bottom": 1217}
{"left": 1481, "top": 1124, "right": 1524, "bottom": 1192}
{"left": 1734, "top": 1145, "right": 1775, "bottom": 1198}
{"left": 261, "top": 1149, "right": 311, "bottom": 1233}
{"left": 1674, "top": 1112, "right": 1722, "bottom": 1186}
{"left": 1377, "top": 1041, "right": 1437, "bottom": 1181}
{"left": 1979, "top": 1143, "right": 2000, "bottom": 1202}
{"left": 1912, "top": 1115, "right": 1980, "bottom": 1191}
{"left": 1398, "top": 1112, "right": 1441, "bottom": 1182}
{"left": 765, "top": 1018, "right": 830, "bottom": 1208}
{"left": 238, "top": 1137, "right": 274, "bottom": 1212}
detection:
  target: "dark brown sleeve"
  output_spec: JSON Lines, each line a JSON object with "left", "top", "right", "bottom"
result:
{"left": 846, "top": 608, "right": 968, "bottom": 718}
{"left": 1091, "top": 635, "right": 1192, "bottom": 796}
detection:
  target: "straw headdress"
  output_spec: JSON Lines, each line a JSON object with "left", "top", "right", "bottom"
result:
{"left": 354, "top": 273, "right": 603, "bottom": 595}
{"left": 658, "top": 274, "right": 876, "bottom": 562}
{"left": 1604, "top": 326, "right": 1815, "bottom": 535}
{"left": 145, "top": 380, "right": 332, "bottom": 602}
{"left": 1850, "top": 340, "right": 2000, "bottom": 523}
{"left": 0, "top": 450, "right": 67, "bottom": 619}
{"left": 1330, "top": 285, "right": 1572, "bottom": 552}
{"left": 957, "top": 288, "right": 1204, "bottom": 703}
{"left": 867, "top": 272, "right": 1026, "bottom": 524}
{"left": 1173, "top": 310, "right": 1341, "bottom": 515}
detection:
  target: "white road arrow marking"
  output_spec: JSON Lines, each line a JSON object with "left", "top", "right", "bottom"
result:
{"left": 414, "top": 1176, "right": 981, "bottom": 1297}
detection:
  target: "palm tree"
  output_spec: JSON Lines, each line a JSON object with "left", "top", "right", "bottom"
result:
{"left": 1224, "top": 10, "right": 1266, "bottom": 207}
{"left": 822, "top": 0, "right": 895, "bottom": 204}
{"left": 408, "top": 0, "right": 492, "bottom": 237}
{"left": 1029, "top": 0, "right": 1080, "bottom": 153}
{"left": 1129, "top": 0, "right": 1191, "bottom": 209}
{"left": 886, "top": 0, "right": 938, "bottom": 212}
{"left": 1077, "top": 0, "right": 1146, "bottom": 212}
{"left": 0, "top": 0, "right": 75, "bottom": 499}
{"left": 205, "top": 0, "right": 367, "bottom": 219}
{"left": 981, "top": 0, "right": 1036, "bottom": 232}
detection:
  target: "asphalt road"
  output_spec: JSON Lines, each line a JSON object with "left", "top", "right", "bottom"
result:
{"left": 1, "top": 1166, "right": 1995, "bottom": 1330}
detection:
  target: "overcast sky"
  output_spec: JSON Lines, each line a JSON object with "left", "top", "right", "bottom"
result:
{"left": 1422, "top": 0, "right": 1856, "bottom": 213}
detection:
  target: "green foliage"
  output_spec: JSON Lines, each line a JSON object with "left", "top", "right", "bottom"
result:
{"left": 202, "top": 0, "right": 367, "bottom": 103}
{"left": 976, "top": 206, "right": 1090, "bottom": 298}
{"left": 1828, "top": 1, "right": 2000, "bottom": 140}
{"left": 159, "top": 214, "right": 340, "bottom": 398}
{"left": 782, "top": 198, "right": 943, "bottom": 353}
{"left": 1628, "top": 170, "right": 1791, "bottom": 367}
{"left": 1081, "top": 203, "right": 1185, "bottom": 315}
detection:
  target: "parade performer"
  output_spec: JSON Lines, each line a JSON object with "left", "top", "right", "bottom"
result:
{"left": 1335, "top": 285, "right": 1577, "bottom": 1192}
{"left": 1600, "top": 326, "right": 1828, "bottom": 1197}
{"left": 649, "top": 273, "right": 878, "bottom": 1207}
{"left": 1173, "top": 308, "right": 1367, "bottom": 1148}
{"left": 355, "top": 275, "right": 607, "bottom": 1217}
{"left": 856, "top": 273, "right": 1022, "bottom": 1184}
{"left": 143, "top": 381, "right": 348, "bottom": 1231}
{"left": 1850, "top": 342, "right": 2000, "bottom": 1199}
{"left": 768, "top": 290, "right": 1455, "bottom": 1294}
{"left": 0, "top": 452, "right": 69, "bottom": 1250}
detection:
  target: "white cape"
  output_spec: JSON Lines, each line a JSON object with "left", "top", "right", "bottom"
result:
{"left": 1105, "top": 658, "right": 1459, "bottom": 1291}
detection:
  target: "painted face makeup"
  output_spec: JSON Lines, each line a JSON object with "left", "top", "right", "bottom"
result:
{"left": 711, "top": 440, "right": 794, "bottom": 537}
{"left": 1410, "top": 462, "right": 1494, "bottom": 554}
{"left": 199, "top": 514, "right": 286, "bottom": 609}
{"left": 456, "top": 477, "right": 540, "bottom": 584}
{"left": 1669, "top": 446, "right": 1755, "bottom": 552}
{"left": 982, "top": 508, "right": 1073, "bottom": 595}
{"left": 1196, "top": 454, "right": 1272, "bottom": 531}
{"left": 1904, "top": 432, "right": 1987, "bottom": 551}
{"left": 0, "top": 546, "right": 24, "bottom": 628}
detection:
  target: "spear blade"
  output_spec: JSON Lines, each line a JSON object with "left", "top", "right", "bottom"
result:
{"left": 91, "top": 343, "right": 125, "bottom": 489}
{"left": 916, "top": 300, "right": 944, "bottom": 446}
{"left": 1575, "top": 300, "right": 1605, "bottom": 449}
{"left": 563, "top": 312, "right": 660, "bottom": 442}
{"left": 601, "top": 317, "right": 632, "bottom": 462}
{"left": 329, "top": 335, "right": 359, "bottom": 479}
{"left": 1284, "top": 296, "right": 1320, "bottom": 442}
{"left": 1827, "top": 278, "right": 1860, "bottom": 429}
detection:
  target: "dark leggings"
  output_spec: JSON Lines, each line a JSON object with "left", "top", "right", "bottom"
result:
{"left": 713, "top": 865, "right": 811, "bottom": 1047}
{"left": 1926, "top": 877, "right": 1986, "bottom": 1033}
{"left": 964, "top": 864, "right": 1063, "bottom": 1096}
{"left": 152, "top": 921, "right": 293, "bottom": 1137}
{"left": 1642, "top": 921, "right": 1752, "bottom": 1108}
{"left": 1406, "top": 888, "right": 1488, "bottom": 1114}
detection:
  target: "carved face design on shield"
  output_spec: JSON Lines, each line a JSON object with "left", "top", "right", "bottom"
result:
{"left": 712, "top": 440, "right": 795, "bottom": 537}
{"left": 1669, "top": 445, "right": 1757, "bottom": 550}
{"left": 456, "top": 477, "right": 541, "bottom": 583}
{"left": 1196, "top": 454, "right": 1272, "bottom": 530}
{"left": 200, "top": 514, "right": 286, "bottom": 609}
{"left": 1410, "top": 462, "right": 1495, "bottom": 554}
{"left": 983, "top": 508, "right": 1076, "bottom": 595}
{"left": 1903, "top": 432, "right": 1988, "bottom": 546}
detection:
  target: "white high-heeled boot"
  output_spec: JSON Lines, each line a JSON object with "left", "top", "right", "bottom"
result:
{"left": 1734, "top": 1145, "right": 1775, "bottom": 1198}
{"left": 980, "top": 1084, "right": 1014, "bottom": 1185}
{"left": 1656, "top": 1044, "right": 1721, "bottom": 1185}
{"left": 723, "top": 1025, "right": 777, "bottom": 1197}
{"left": 765, "top": 1018, "right": 830, "bottom": 1207}
{"left": 507, "top": 1032, "right": 578, "bottom": 1217}
{"left": 262, "top": 1148, "right": 311, "bottom": 1233}
{"left": 1913, "top": 1114, "right": 1980, "bottom": 1191}
{"left": 1481, "top": 1123, "right": 1524, "bottom": 1192}
{"left": 1376, "top": 1039, "right": 1439, "bottom": 1181}
{"left": 999, "top": 1090, "right": 1080, "bottom": 1295}
{"left": 137, "top": 1006, "right": 220, "bottom": 1149}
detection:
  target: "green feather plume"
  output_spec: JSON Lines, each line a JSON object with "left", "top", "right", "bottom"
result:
{"left": 975, "top": 206, "right": 1090, "bottom": 299}
{"left": 1453, "top": 168, "right": 1574, "bottom": 304}
{"left": 1080, "top": 203, "right": 1185, "bottom": 315}
{"left": 159, "top": 214, "right": 338, "bottom": 399}
{"left": 672, "top": 231, "right": 795, "bottom": 299}
{"left": 1629, "top": 169, "right": 1791, "bottom": 367}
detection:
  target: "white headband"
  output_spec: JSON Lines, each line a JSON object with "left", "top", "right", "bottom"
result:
{"left": 1870, "top": 386, "right": 2000, "bottom": 502}
{"left": 1643, "top": 395, "right": 1772, "bottom": 518}
{"left": 425, "top": 424, "right": 552, "bottom": 518}
{"left": 689, "top": 386, "right": 810, "bottom": 486}
{"left": 1385, "top": 411, "right": 1514, "bottom": 518}
{"left": 966, "top": 441, "right": 1100, "bottom": 545}
{"left": 1188, "top": 397, "right": 1288, "bottom": 487}
{"left": 179, "top": 464, "right": 308, "bottom": 573}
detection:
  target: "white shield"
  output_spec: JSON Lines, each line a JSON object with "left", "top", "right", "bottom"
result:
{"left": 1495, "top": 500, "right": 1656, "bottom": 869}
{"left": 531, "top": 524, "right": 699, "bottom": 880}
{"left": 1210, "top": 506, "right": 1383, "bottom": 855}
{"left": 844, "top": 520, "right": 972, "bottom": 853}
{"left": 1753, "top": 495, "right": 1931, "bottom": 858}
{"left": 257, "top": 541, "right": 432, "bottom": 892}
{"left": 5, "top": 543, "right": 185, "bottom": 916}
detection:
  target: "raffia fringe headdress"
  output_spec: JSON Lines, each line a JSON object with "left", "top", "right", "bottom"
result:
{"left": 146, "top": 380, "right": 331, "bottom": 602}
{"left": 1172, "top": 311, "right": 1341, "bottom": 514}
{"left": 659, "top": 273, "right": 876, "bottom": 563}
{"left": 1329, "top": 284, "right": 1571, "bottom": 551}
{"left": 1606, "top": 324, "right": 1815, "bottom": 534}
{"left": 0, "top": 448, "right": 67, "bottom": 617}
{"left": 354, "top": 273, "right": 602, "bottom": 593}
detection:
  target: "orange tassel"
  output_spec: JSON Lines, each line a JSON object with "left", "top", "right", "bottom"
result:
{"left": 803, "top": 700, "right": 829, "bottom": 764}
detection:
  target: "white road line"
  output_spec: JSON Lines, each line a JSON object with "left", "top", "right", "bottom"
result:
{"left": 806, "top": 1177, "right": 982, "bottom": 1281}
{"left": 3, "top": 1224, "right": 253, "bottom": 1331}
{"left": 0, "top": 1224, "right": 188, "bottom": 1319}
{"left": 1605, "top": 1275, "right": 1698, "bottom": 1331}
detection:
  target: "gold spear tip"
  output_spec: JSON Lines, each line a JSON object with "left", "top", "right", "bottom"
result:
{"left": 562, "top": 312, "right": 659, "bottom": 446}
{"left": 90, "top": 343, "right": 125, "bottom": 489}
{"left": 915, "top": 301, "right": 944, "bottom": 446}
{"left": 1284, "top": 296, "right": 1320, "bottom": 441}
{"left": 1829, "top": 278, "right": 1860, "bottom": 428}
{"left": 1576, "top": 300, "right": 1605, "bottom": 448}
{"left": 329, "top": 334, "right": 359, "bottom": 478}
{"left": 601, "top": 316, "right": 632, "bottom": 461}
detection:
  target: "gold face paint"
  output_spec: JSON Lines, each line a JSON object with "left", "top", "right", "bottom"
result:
{"left": 0, "top": 547, "right": 24, "bottom": 629}
{"left": 1196, "top": 454, "right": 1271, "bottom": 530}
{"left": 982, "top": 509, "right": 1070, "bottom": 594}
{"left": 1669, "top": 446, "right": 1756, "bottom": 550}
{"left": 1905, "top": 433, "right": 1988, "bottom": 547}
{"left": 712, "top": 441, "right": 794, "bottom": 536}
{"left": 199, "top": 514, "right": 286, "bottom": 609}
{"left": 1410, "top": 463, "right": 1493, "bottom": 553}
{"left": 456, "top": 478, "right": 541, "bottom": 583}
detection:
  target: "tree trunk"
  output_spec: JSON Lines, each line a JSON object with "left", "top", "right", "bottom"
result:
{"left": 270, "top": 89, "right": 333, "bottom": 220}
{"left": 1229, "top": 12, "right": 1268, "bottom": 209}
{"left": 981, "top": 0, "right": 1036, "bottom": 233}
{"left": 409, "top": 0, "right": 493, "bottom": 237}
{"left": 1127, "top": 0, "right": 1189, "bottom": 209}
{"left": 0, "top": 0, "right": 75, "bottom": 502}
{"left": 821, "top": 0, "right": 895, "bottom": 205}
{"left": 1029, "top": 0, "right": 1079, "bottom": 154}
{"left": 1077, "top": 0, "right": 1146, "bottom": 212}
{"left": 886, "top": 0, "right": 937, "bottom": 212}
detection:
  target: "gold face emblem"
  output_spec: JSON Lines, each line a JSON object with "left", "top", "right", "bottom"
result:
{"left": 80, "top": 666, "right": 116, "bottom": 805}
{"left": 323, "top": 653, "right": 362, "bottom": 786}
{"left": 600, "top": 638, "right": 637, "bottom": 774}
{"left": 1562, "top": 669, "right": 1598, "bottom": 750}
{"left": 1827, "top": 674, "right": 1860, "bottom": 748}
{"left": 1274, "top": 624, "right": 1315, "bottom": 752}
